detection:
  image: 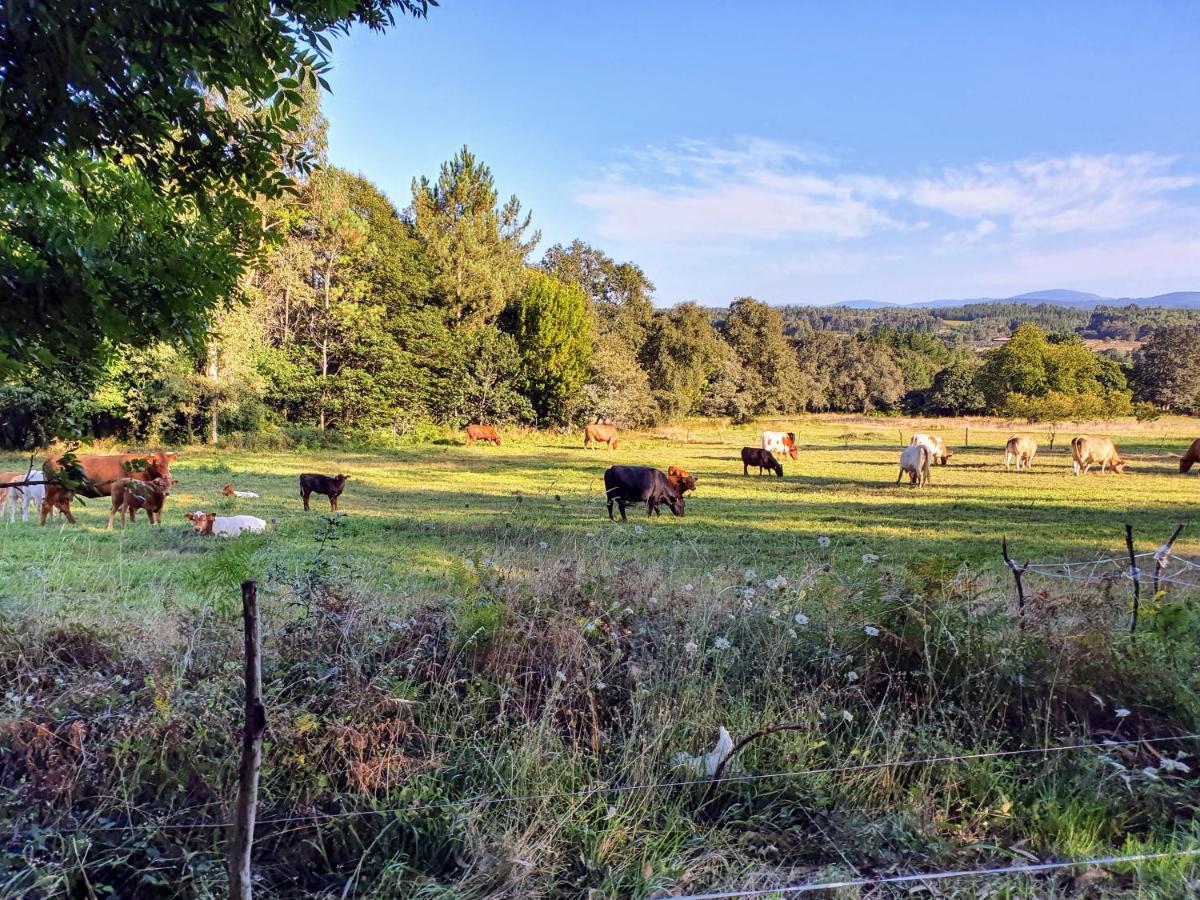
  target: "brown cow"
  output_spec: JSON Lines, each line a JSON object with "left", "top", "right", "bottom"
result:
{"left": 465, "top": 424, "right": 502, "bottom": 446}
{"left": 300, "top": 473, "right": 350, "bottom": 511}
{"left": 1180, "top": 439, "right": 1200, "bottom": 473}
{"left": 666, "top": 465, "right": 697, "bottom": 494}
{"left": 584, "top": 423, "right": 619, "bottom": 450}
{"left": 40, "top": 482, "right": 76, "bottom": 525}
{"left": 1071, "top": 435, "right": 1126, "bottom": 475}
{"left": 107, "top": 477, "right": 172, "bottom": 529}
{"left": 43, "top": 451, "right": 176, "bottom": 498}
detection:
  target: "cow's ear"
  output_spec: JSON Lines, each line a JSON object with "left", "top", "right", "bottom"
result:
{"left": 207, "top": 513, "right": 216, "bottom": 523}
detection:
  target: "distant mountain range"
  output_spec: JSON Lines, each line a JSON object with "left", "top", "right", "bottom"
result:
{"left": 828, "top": 289, "right": 1200, "bottom": 311}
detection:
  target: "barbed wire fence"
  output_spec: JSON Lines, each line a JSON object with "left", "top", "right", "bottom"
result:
{"left": 1003, "top": 523, "right": 1196, "bottom": 633}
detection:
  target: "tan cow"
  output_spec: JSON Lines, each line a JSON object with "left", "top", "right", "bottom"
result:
{"left": 584, "top": 423, "right": 619, "bottom": 450}
{"left": 910, "top": 433, "right": 952, "bottom": 466}
{"left": 1004, "top": 435, "right": 1038, "bottom": 471}
{"left": 1071, "top": 435, "right": 1126, "bottom": 475}
{"left": 107, "top": 477, "right": 172, "bottom": 529}
{"left": 897, "top": 444, "right": 931, "bottom": 486}
{"left": 43, "top": 450, "right": 176, "bottom": 497}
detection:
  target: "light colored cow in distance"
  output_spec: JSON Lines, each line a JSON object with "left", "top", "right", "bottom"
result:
{"left": 1071, "top": 435, "right": 1127, "bottom": 476}
{"left": 897, "top": 444, "right": 931, "bottom": 486}
{"left": 760, "top": 431, "right": 798, "bottom": 460}
{"left": 910, "top": 433, "right": 952, "bottom": 466}
{"left": 1005, "top": 435, "right": 1038, "bottom": 471}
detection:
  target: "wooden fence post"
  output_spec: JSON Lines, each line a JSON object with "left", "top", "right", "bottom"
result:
{"left": 1125, "top": 525, "right": 1141, "bottom": 634}
{"left": 1001, "top": 536, "right": 1028, "bottom": 624}
{"left": 1153, "top": 524, "right": 1185, "bottom": 598}
{"left": 229, "top": 579, "right": 265, "bottom": 900}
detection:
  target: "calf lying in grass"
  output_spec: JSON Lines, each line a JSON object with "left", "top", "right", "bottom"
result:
{"left": 222, "top": 483, "right": 260, "bottom": 499}
{"left": 107, "top": 477, "right": 172, "bottom": 529}
{"left": 185, "top": 510, "right": 267, "bottom": 537}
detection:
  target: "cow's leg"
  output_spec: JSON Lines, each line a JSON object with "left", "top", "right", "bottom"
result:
{"left": 743, "top": 462, "right": 749, "bottom": 476}
{"left": 39, "top": 498, "right": 49, "bottom": 526}
{"left": 607, "top": 496, "right": 615, "bottom": 520}
{"left": 60, "top": 502, "right": 76, "bottom": 524}
{"left": 107, "top": 502, "right": 118, "bottom": 530}
{"left": 302, "top": 489, "right": 310, "bottom": 511}
{"left": 330, "top": 494, "right": 338, "bottom": 511}
{"left": 619, "top": 500, "right": 627, "bottom": 522}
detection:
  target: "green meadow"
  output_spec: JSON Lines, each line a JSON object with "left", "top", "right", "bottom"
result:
{"left": 2, "top": 416, "right": 1197, "bottom": 619}
{"left": 4, "top": 416, "right": 1200, "bottom": 896}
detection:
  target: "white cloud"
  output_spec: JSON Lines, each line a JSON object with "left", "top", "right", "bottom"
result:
{"left": 911, "top": 153, "right": 1199, "bottom": 235}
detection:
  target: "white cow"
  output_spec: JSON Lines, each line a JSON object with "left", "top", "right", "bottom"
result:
{"left": 1004, "top": 436, "right": 1038, "bottom": 471}
{"left": 910, "top": 433, "right": 952, "bottom": 466}
{"left": 760, "top": 431, "right": 798, "bottom": 460}
{"left": 897, "top": 444, "right": 931, "bottom": 486}
{"left": 185, "top": 510, "right": 267, "bottom": 537}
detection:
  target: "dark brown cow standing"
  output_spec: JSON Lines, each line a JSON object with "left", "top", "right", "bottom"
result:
{"left": 741, "top": 447, "right": 783, "bottom": 477}
{"left": 603, "top": 465, "right": 684, "bottom": 521}
{"left": 1181, "top": 439, "right": 1200, "bottom": 473}
{"left": 300, "top": 473, "right": 350, "bottom": 511}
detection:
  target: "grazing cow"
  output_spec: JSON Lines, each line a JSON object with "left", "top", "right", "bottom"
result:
{"left": 43, "top": 451, "right": 176, "bottom": 498}
{"left": 1005, "top": 435, "right": 1038, "bottom": 471}
{"left": 222, "top": 483, "right": 260, "bottom": 499}
{"left": 910, "top": 433, "right": 952, "bottom": 466}
{"left": 40, "top": 482, "right": 77, "bottom": 525}
{"left": 185, "top": 511, "right": 267, "bottom": 537}
{"left": 300, "top": 473, "right": 350, "bottom": 511}
{"left": 584, "top": 423, "right": 620, "bottom": 450}
{"left": 108, "top": 477, "right": 172, "bottom": 529}
{"left": 603, "top": 465, "right": 685, "bottom": 521}
{"left": 1180, "top": 439, "right": 1200, "bottom": 474}
{"left": 465, "top": 424, "right": 502, "bottom": 446}
{"left": 897, "top": 444, "right": 931, "bottom": 486}
{"left": 666, "top": 465, "right": 697, "bottom": 494}
{"left": 760, "top": 431, "right": 798, "bottom": 460}
{"left": 1071, "top": 436, "right": 1126, "bottom": 476}
{"left": 741, "top": 447, "right": 783, "bottom": 477}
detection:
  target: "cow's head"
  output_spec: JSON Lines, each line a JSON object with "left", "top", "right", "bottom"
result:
{"left": 772, "top": 461, "right": 785, "bottom": 477}
{"left": 334, "top": 474, "right": 351, "bottom": 487}
{"left": 184, "top": 510, "right": 213, "bottom": 534}
{"left": 1180, "top": 452, "right": 1197, "bottom": 473}
{"left": 665, "top": 489, "right": 685, "bottom": 517}
{"left": 222, "top": 483, "right": 235, "bottom": 496}
{"left": 1112, "top": 458, "right": 1128, "bottom": 474}
{"left": 610, "top": 439, "right": 620, "bottom": 450}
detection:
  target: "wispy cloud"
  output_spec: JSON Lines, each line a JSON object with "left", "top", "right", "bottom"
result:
{"left": 571, "top": 138, "right": 1200, "bottom": 303}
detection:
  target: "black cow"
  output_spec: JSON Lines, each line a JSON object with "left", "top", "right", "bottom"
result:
{"left": 741, "top": 447, "right": 783, "bottom": 477}
{"left": 300, "top": 473, "right": 350, "bottom": 511}
{"left": 603, "top": 465, "right": 685, "bottom": 521}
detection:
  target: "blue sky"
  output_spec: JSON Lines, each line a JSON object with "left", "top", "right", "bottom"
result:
{"left": 324, "top": 2, "right": 1200, "bottom": 306}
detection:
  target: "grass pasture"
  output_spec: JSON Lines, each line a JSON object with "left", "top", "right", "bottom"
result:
{"left": 3, "top": 416, "right": 1200, "bottom": 897}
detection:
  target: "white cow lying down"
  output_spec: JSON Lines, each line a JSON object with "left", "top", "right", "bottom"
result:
{"left": 185, "top": 510, "right": 267, "bottom": 537}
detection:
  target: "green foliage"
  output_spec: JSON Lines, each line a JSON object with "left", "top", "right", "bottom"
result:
{"left": 0, "top": 0, "right": 432, "bottom": 378}
{"left": 506, "top": 271, "right": 592, "bottom": 424}
{"left": 1132, "top": 325, "right": 1200, "bottom": 414}
{"left": 411, "top": 146, "right": 539, "bottom": 325}
{"left": 722, "top": 297, "right": 805, "bottom": 415}
{"left": 925, "top": 356, "right": 986, "bottom": 415}
{"left": 641, "top": 303, "right": 727, "bottom": 419}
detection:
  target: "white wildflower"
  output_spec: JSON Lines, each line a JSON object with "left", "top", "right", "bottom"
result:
{"left": 633, "top": 525, "right": 645, "bottom": 535}
{"left": 714, "top": 636, "right": 732, "bottom": 651}
{"left": 1142, "top": 767, "right": 1160, "bottom": 780}
{"left": 794, "top": 612, "right": 809, "bottom": 626}
{"left": 585, "top": 532, "right": 596, "bottom": 538}
{"left": 864, "top": 625, "right": 880, "bottom": 637}
{"left": 648, "top": 596, "right": 659, "bottom": 605}
{"left": 594, "top": 681, "right": 607, "bottom": 690}
{"left": 847, "top": 671, "right": 859, "bottom": 683}
{"left": 765, "top": 575, "right": 788, "bottom": 591}
{"left": 742, "top": 587, "right": 757, "bottom": 600}
{"left": 743, "top": 568, "right": 756, "bottom": 581}
{"left": 606, "top": 805, "right": 617, "bottom": 819}
{"left": 788, "top": 628, "right": 798, "bottom": 638}
{"left": 1159, "top": 758, "right": 1191, "bottom": 774}
{"left": 538, "top": 540, "right": 548, "bottom": 549}
{"left": 683, "top": 583, "right": 694, "bottom": 592}
{"left": 841, "top": 710, "right": 853, "bottom": 723}
{"left": 1115, "top": 708, "right": 1131, "bottom": 718}
{"left": 555, "top": 670, "right": 567, "bottom": 682}
{"left": 817, "top": 535, "right": 832, "bottom": 548}
{"left": 861, "top": 553, "right": 879, "bottom": 565}
{"left": 684, "top": 640, "right": 699, "bottom": 656}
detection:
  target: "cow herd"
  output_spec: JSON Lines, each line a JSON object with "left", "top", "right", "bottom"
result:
{"left": 1, "top": 428, "right": 1197, "bottom": 531}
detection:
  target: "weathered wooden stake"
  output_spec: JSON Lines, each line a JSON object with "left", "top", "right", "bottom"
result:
{"left": 1125, "top": 524, "right": 1141, "bottom": 634}
{"left": 1153, "top": 524, "right": 1185, "bottom": 598}
{"left": 1001, "top": 536, "right": 1029, "bottom": 624}
{"left": 229, "top": 579, "right": 265, "bottom": 900}
{"left": 964, "top": 427, "right": 969, "bottom": 449}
